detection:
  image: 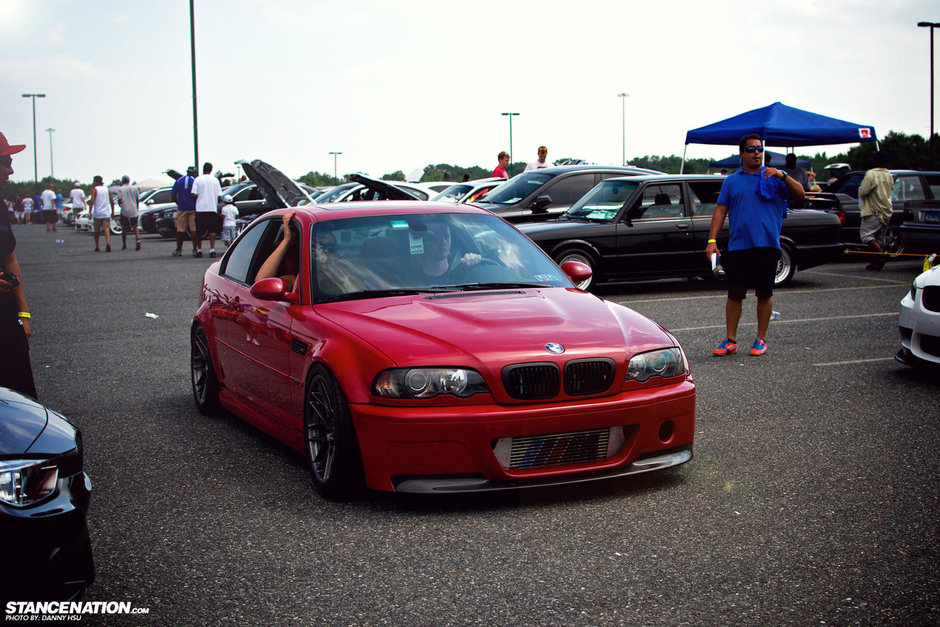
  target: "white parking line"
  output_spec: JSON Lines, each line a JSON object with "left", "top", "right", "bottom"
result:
{"left": 812, "top": 357, "right": 896, "bottom": 366}
{"left": 670, "top": 312, "right": 897, "bottom": 333}
{"left": 801, "top": 268, "right": 910, "bottom": 285}
{"left": 617, "top": 282, "right": 909, "bottom": 306}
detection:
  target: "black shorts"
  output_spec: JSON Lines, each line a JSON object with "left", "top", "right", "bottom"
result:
{"left": 723, "top": 247, "right": 781, "bottom": 300}
{"left": 43, "top": 210, "right": 58, "bottom": 224}
{"left": 119, "top": 216, "right": 138, "bottom": 231}
{"left": 195, "top": 212, "right": 220, "bottom": 237}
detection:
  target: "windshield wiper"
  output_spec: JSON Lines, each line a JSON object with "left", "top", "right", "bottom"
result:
{"left": 320, "top": 288, "right": 444, "bottom": 303}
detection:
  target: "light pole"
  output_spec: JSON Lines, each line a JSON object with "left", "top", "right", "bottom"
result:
{"left": 329, "top": 151, "right": 342, "bottom": 183}
{"left": 190, "top": 0, "right": 199, "bottom": 169}
{"left": 21, "top": 93, "right": 46, "bottom": 183}
{"left": 501, "top": 112, "right": 519, "bottom": 176}
{"left": 618, "top": 93, "right": 630, "bottom": 165}
{"left": 918, "top": 22, "right": 940, "bottom": 137}
{"left": 45, "top": 128, "right": 55, "bottom": 179}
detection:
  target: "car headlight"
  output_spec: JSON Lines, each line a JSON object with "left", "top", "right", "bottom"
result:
{"left": 373, "top": 368, "right": 489, "bottom": 399}
{"left": 626, "top": 348, "right": 686, "bottom": 382}
{"left": 0, "top": 459, "right": 59, "bottom": 507}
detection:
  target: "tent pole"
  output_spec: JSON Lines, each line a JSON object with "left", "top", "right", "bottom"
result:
{"left": 680, "top": 144, "right": 688, "bottom": 174}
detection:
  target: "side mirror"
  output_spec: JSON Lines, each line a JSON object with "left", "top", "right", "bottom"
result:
{"left": 250, "top": 277, "right": 291, "bottom": 302}
{"left": 560, "top": 260, "right": 592, "bottom": 285}
{"left": 530, "top": 195, "right": 552, "bottom": 213}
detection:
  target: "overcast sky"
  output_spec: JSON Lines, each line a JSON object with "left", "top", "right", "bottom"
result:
{"left": 1, "top": 0, "right": 936, "bottom": 185}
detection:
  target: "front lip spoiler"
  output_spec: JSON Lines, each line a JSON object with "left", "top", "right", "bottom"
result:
{"left": 392, "top": 446, "right": 692, "bottom": 494}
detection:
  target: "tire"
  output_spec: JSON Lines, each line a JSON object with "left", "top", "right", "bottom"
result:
{"left": 110, "top": 217, "right": 123, "bottom": 236}
{"left": 554, "top": 249, "right": 597, "bottom": 291}
{"left": 774, "top": 243, "right": 796, "bottom": 287}
{"left": 882, "top": 225, "right": 904, "bottom": 258}
{"left": 191, "top": 325, "right": 222, "bottom": 415}
{"left": 304, "top": 365, "right": 364, "bottom": 500}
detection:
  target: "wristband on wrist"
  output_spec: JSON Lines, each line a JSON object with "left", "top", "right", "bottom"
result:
{"left": 17, "top": 312, "right": 30, "bottom": 319}
{"left": 707, "top": 239, "right": 717, "bottom": 244}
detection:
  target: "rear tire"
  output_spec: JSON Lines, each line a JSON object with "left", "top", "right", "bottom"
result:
{"left": 883, "top": 225, "right": 904, "bottom": 258}
{"left": 191, "top": 325, "right": 221, "bottom": 415}
{"left": 304, "top": 365, "right": 364, "bottom": 500}
{"left": 554, "top": 249, "right": 597, "bottom": 291}
{"left": 774, "top": 243, "right": 796, "bottom": 287}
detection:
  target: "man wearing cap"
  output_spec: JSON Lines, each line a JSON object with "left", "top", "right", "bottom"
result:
{"left": 191, "top": 162, "right": 222, "bottom": 258}
{"left": 524, "top": 146, "right": 549, "bottom": 172}
{"left": 0, "top": 132, "right": 38, "bottom": 399}
{"left": 116, "top": 175, "right": 141, "bottom": 250}
{"left": 171, "top": 166, "right": 198, "bottom": 257}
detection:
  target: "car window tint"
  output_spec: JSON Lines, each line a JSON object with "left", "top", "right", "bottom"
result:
{"left": 540, "top": 174, "right": 599, "bottom": 208}
{"left": 222, "top": 219, "right": 269, "bottom": 284}
{"left": 687, "top": 181, "right": 724, "bottom": 216}
{"left": 151, "top": 189, "right": 173, "bottom": 204}
{"left": 831, "top": 172, "right": 865, "bottom": 198}
{"left": 567, "top": 180, "right": 637, "bottom": 220}
{"left": 631, "top": 184, "right": 684, "bottom": 219}
{"left": 482, "top": 172, "right": 553, "bottom": 204}
{"left": 925, "top": 175, "right": 940, "bottom": 199}
{"left": 893, "top": 176, "right": 925, "bottom": 201}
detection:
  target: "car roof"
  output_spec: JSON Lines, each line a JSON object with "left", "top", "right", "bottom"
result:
{"left": 526, "top": 164, "right": 662, "bottom": 176}
{"left": 602, "top": 173, "right": 727, "bottom": 183}
{"left": 279, "top": 200, "right": 495, "bottom": 222}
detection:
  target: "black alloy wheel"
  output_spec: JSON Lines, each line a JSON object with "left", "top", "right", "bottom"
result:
{"left": 304, "top": 365, "right": 364, "bottom": 500}
{"left": 191, "top": 325, "right": 221, "bottom": 415}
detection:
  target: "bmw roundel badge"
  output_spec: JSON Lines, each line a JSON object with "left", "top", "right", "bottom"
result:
{"left": 544, "top": 342, "right": 565, "bottom": 355}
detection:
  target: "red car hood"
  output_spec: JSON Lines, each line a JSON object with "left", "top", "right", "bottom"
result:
{"left": 315, "top": 287, "right": 675, "bottom": 369}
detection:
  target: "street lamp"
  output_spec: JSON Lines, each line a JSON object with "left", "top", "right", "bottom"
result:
{"left": 21, "top": 93, "right": 46, "bottom": 183}
{"left": 45, "top": 128, "right": 55, "bottom": 179}
{"left": 501, "top": 112, "right": 519, "bottom": 176}
{"left": 918, "top": 22, "right": 940, "bottom": 137}
{"left": 329, "top": 151, "right": 342, "bottom": 183}
{"left": 190, "top": 0, "right": 199, "bottom": 170}
{"left": 618, "top": 93, "right": 630, "bottom": 165}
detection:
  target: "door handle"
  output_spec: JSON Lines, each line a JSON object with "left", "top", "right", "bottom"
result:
{"left": 675, "top": 222, "right": 690, "bottom": 230}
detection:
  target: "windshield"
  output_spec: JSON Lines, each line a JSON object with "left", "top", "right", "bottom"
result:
{"left": 311, "top": 212, "right": 573, "bottom": 303}
{"left": 479, "top": 172, "right": 554, "bottom": 205}
{"left": 431, "top": 184, "right": 473, "bottom": 202}
{"left": 316, "top": 183, "right": 358, "bottom": 203}
{"left": 565, "top": 180, "right": 639, "bottom": 220}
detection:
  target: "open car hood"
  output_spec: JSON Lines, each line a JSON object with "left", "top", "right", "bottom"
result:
{"left": 349, "top": 173, "right": 423, "bottom": 201}
{"left": 237, "top": 159, "right": 313, "bottom": 209}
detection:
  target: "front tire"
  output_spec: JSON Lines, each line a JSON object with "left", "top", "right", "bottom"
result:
{"left": 774, "top": 243, "right": 796, "bottom": 286}
{"left": 304, "top": 365, "right": 364, "bottom": 500}
{"left": 554, "top": 248, "right": 597, "bottom": 290}
{"left": 191, "top": 325, "right": 221, "bottom": 415}
{"left": 110, "top": 217, "right": 123, "bottom": 236}
{"left": 883, "top": 225, "right": 904, "bottom": 258}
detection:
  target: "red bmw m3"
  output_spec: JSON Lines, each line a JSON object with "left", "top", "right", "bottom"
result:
{"left": 190, "top": 163, "right": 695, "bottom": 500}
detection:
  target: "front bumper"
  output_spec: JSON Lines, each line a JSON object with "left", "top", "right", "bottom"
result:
{"left": 899, "top": 223, "right": 940, "bottom": 255}
{"left": 897, "top": 289, "right": 940, "bottom": 367}
{"left": 350, "top": 379, "right": 695, "bottom": 492}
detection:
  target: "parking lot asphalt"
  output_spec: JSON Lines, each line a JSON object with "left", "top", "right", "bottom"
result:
{"left": 16, "top": 224, "right": 939, "bottom": 625}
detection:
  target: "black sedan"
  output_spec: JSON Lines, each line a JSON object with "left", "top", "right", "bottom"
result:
{"left": 0, "top": 387, "right": 94, "bottom": 600}
{"left": 517, "top": 175, "right": 844, "bottom": 290}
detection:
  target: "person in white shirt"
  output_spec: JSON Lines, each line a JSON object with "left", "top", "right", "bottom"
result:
{"left": 115, "top": 175, "right": 140, "bottom": 251}
{"left": 219, "top": 194, "right": 239, "bottom": 248}
{"left": 69, "top": 185, "right": 86, "bottom": 225}
{"left": 524, "top": 146, "right": 549, "bottom": 172}
{"left": 40, "top": 183, "right": 57, "bottom": 233}
{"left": 89, "top": 175, "right": 114, "bottom": 252}
{"left": 191, "top": 162, "right": 222, "bottom": 258}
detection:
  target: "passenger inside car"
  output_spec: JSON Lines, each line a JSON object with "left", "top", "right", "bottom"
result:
{"left": 256, "top": 210, "right": 299, "bottom": 291}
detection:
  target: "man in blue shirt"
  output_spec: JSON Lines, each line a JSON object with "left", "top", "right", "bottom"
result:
{"left": 171, "top": 166, "right": 198, "bottom": 257}
{"left": 705, "top": 134, "right": 805, "bottom": 357}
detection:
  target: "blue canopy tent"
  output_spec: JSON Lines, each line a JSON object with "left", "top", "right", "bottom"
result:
{"left": 681, "top": 102, "right": 878, "bottom": 172}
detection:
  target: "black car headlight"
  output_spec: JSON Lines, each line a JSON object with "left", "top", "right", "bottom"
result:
{"left": 0, "top": 459, "right": 59, "bottom": 507}
{"left": 373, "top": 368, "right": 489, "bottom": 399}
{"left": 626, "top": 348, "right": 686, "bottom": 382}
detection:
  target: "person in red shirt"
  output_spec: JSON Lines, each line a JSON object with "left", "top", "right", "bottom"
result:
{"left": 492, "top": 151, "right": 510, "bottom": 178}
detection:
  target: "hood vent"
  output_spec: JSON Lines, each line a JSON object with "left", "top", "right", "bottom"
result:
{"left": 424, "top": 290, "right": 526, "bottom": 301}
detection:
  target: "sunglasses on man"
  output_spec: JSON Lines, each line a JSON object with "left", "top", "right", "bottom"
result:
{"left": 0, "top": 155, "right": 12, "bottom": 168}
{"left": 744, "top": 146, "right": 765, "bottom": 154}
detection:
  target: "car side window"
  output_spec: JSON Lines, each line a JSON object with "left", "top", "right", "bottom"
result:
{"left": 893, "top": 176, "right": 925, "bottom": 201}
{"left": 925, "top": 175, "right": 940, "bottom": 199}
{"left": 221, "top": 219, "right": 271, "bottom": 284}
{"left": 687, "top": 181, "right": 724, "bottom": 216}
{"left": 539, "top": 174, "right": 597, "bottom": 207}
{"left": 630, "top": 184, "right": 684, "bottom": 219}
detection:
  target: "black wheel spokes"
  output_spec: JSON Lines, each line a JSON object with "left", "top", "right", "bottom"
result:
{"left": 192, "top": 333, "right": 210, "bottom": 402}
{"left": 306, "top": 379, "right": 336, "bottom": 480}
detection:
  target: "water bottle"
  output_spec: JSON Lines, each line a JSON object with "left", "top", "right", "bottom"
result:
{"left": 56, "top": 239, "right": 64, "bottom": 244}
{"left": 710, "top": 252, "right": 726, "bottom": 280}
{"left": 770, "top": 311, "right": 781, "bottom": 321}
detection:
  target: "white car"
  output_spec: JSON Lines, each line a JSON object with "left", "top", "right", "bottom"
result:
{"left": 897, "top": 263, "right": 940, "bottom": 368}
{"left": 431, "top": 177, "right": 506, "bottom": 204}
